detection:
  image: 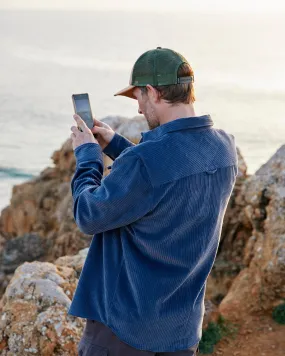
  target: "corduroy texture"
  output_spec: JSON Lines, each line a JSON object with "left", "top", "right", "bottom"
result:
{"left": 68, "top": 115, "right": 238, "bottom": 352}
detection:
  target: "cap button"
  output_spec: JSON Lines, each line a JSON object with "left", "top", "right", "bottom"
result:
{"left": 157, "top": 46, "right": 162, "bottom": 49}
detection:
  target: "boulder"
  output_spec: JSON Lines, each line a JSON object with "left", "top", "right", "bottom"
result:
{"left": 219, "top": 145, "right": 285, "bottom": 319}
{"left": 0, "top": 255, "right": 84, "bottom": 355}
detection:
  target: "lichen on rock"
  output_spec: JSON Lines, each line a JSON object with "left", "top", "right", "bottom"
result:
{"left": 0, "top": 257, "right": 84, "bottom": 355}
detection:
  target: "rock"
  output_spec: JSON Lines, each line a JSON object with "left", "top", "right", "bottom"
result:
{"left": 0, "top": 256, "right": 84, "bottom": 355}
{"left": 0, "top": 234, "right": 46, "bottom": 274}
{"left": 219, "top": 145, "right": 285, "bottom": 320}
{"left": 206, "top": 146, "right": 252, "bottom": 303}
{"left": 55, "top": 248, "right": 89, "bottom": 279}
{"left": 202, "top": 300, "right": 220, "bottom": 329}
{"left": 0, "top": 115, "right": 148, "bottom": 300}
{"left": 0, "top": 233, "right": 48, "bottom": 297}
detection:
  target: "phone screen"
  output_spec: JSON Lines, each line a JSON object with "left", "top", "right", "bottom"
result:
{"left": 72, "top": 93, "right": 93, "bottom": 129}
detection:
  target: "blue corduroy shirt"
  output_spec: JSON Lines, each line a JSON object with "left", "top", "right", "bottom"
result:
{"left": 68, "top": 114, "right": 238, "bottom": 352}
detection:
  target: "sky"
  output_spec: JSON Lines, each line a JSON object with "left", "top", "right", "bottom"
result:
{"left": 1, "top": 0, "right": 285, "bottom": 13}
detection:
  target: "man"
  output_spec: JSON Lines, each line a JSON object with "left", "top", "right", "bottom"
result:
{"left": 69, "top": 47, "right": 238, "bottom": 356}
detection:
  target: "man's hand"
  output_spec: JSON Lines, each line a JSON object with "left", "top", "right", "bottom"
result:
{"left": 70, "top": 114, "right": 99, "bottom": 150}
{"left": 90, "top": 117, "right": 116, "bottom": 150}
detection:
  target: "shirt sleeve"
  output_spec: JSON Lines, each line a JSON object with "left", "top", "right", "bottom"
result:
{"left": 102, "top": 132, "right": 136, "bottom": 161}
{"left": 71, "top": 142, "right": 153, "bottom": 235}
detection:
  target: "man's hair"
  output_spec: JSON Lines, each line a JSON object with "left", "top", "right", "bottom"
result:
{"left": 140, "top": 63, "right": 195, "bottom": 105}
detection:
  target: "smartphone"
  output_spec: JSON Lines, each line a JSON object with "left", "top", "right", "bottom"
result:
{"left": 72, "top": 93, "right": 94, "bottom": 131}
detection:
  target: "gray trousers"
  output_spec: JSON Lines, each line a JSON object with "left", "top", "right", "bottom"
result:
{"left": 78, "top": 319, "right": 200, "bottom": 356}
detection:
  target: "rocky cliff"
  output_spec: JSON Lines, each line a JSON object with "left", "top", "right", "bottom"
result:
{"left": 0, "top": 116, "right": 147, "bottom": 297}
{"left": 0, "top": 116, "right": 284, "bottom": 355}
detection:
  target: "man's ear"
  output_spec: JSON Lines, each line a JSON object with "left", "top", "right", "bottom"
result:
{"left": 146, "top": 84, "right": 160, "bottom": 103}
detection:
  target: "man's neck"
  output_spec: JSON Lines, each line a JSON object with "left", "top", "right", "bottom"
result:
{"left": 159, "top": 103, "right": 197, "bottom": 125}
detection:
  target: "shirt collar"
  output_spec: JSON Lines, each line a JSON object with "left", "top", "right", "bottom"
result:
{"left": 140, "top": 114, "right": 214, "bottom": 141}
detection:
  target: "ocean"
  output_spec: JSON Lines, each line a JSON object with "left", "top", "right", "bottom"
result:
{"left": 0, "top": 10, "right": 284, "bottom": 213}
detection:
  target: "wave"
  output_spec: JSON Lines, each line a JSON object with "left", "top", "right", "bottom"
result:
{"left": 0, "top": 167, "right": 35, "bottom": 179}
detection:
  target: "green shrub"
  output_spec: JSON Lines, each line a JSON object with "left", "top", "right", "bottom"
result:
{"left": 198, "top": 315, "right": 239, "bottom": 354}
{"left": 272, "top": 303, "right": 285, "bottom": 325}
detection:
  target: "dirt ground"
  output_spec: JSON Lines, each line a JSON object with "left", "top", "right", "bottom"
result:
{"left": 208, "top": 311, "right": 285, "bottom": 356}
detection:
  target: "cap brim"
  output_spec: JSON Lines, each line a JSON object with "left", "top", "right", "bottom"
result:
{"left": 114, "top": 85, "right": 136, "bottom": 99}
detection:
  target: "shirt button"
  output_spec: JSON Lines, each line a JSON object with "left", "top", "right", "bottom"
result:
{"left": 206, "top": 168, "right": 217, "bottom": 174}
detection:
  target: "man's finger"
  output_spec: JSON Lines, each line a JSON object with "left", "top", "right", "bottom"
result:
{"left": 74, "top": 114, "right": 88, "bottom": 131}
{"left": 93, "top": 117, "right": 104, "bottom": 127}
{"left": 70, "top": 126, "right": 78, "bottom": 135}
{"left": 91, "top": 125, "right": 104, "bottom": 133}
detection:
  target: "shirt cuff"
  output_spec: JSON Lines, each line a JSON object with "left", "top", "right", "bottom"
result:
{"left": 74, "top": 142, "right": 103, "bottom": 163}
{"left": 103, "top": 132, "right": 135, "bottom": 161}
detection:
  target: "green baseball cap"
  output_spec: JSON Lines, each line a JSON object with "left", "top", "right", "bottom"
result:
{"left": 114, "top": 47, "right": 194, "bottom": 100}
